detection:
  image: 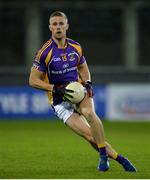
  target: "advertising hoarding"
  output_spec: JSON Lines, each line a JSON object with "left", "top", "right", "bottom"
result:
{"left": 0, "top": 86, "right": 106, "bottom": 119}
{"left": 106, "top": 84, "right": 150, "bottom": 120}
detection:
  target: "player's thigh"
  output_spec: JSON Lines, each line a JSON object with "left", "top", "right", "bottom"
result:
{"left": 77, "top": 95, "right": 95, "bottom": 115}
{"left": 66, "top": 113, "right": 92, "bottom": 140}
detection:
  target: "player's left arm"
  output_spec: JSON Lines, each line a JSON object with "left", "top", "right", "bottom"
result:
{"left": 77, "top": 62, "right": 94, "bottom": 97}
{"left": 77, "top": 61, "right": 91, "bottom": 82}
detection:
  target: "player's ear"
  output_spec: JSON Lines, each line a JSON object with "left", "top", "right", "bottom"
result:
{"left": 49, "top": 24, "right": 52, "bottom": 31}
{"left": 66, "top": 23, "right": 69, "bottom": 30}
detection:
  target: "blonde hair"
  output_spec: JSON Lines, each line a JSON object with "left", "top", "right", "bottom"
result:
{"left": 49, "top": 11, "right": 68, "bottom": 23}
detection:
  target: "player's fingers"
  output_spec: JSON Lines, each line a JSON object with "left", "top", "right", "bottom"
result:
{"left": 64, "top": 93, "right": 73, "bottom": 99}
{"left": 65, "top": 89, "right": 74, "bottom": 93}
{"left": 63, "top": 94, "right": 72, "bottom": 103}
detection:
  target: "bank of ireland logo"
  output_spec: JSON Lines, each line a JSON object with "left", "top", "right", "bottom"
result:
{"left": 61, "top": 53, "right": 67, "bottom": 61}
{"left": 63, "top": 63, "right": 69, "bottom": 69}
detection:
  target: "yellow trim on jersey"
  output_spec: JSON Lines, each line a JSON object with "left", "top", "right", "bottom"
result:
{"left": 44, "top": 72, "right": 53, "bottom": 106}
{"left": 36, "top": 39, "right": 52, "bottom": 61}
{"left": 45, "top": 48, "right": 53, "bottom": 66}
{"left": 47, "top": 91, "right": 53, "bottom": 106}
{"left": 44, "top": 72, "right": 49, "bottom": 83}
{"left": 68, "top": 42, "right": 82, "bottom": 57}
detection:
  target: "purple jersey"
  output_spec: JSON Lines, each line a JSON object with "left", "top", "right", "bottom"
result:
{"left": 32, "top": 38, "right": 86, "bottom": 105}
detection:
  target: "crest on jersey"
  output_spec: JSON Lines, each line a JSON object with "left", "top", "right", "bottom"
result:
{"left": 61, "top": 53, "right": 67, "bottom": 61}
{"left": 68, "top": 51, "right": 79, "bottom": 61}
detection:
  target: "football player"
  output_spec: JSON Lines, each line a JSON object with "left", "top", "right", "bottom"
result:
{"left": 29, "top": 11, "right": 137, "bottom": 172}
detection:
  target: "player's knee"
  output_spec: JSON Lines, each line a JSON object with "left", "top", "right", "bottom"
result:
{"left": 80, "top": 108, "right": 95, "bottom": 121}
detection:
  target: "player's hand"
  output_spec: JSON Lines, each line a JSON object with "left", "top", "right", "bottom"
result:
{"left": 52, "top": 84, "right": 74, "bottom": 100}
{"left": 52, "top": 85, "right": 66, "bottom": 97}
{"left": 83, "top": 81, "right": 94, "bottom": 97}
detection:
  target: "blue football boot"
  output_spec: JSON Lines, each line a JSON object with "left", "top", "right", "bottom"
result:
{"left": 98, "top": 155, "right": 109, "bottom": 171}
{"left": 121, "top": 158, "right": 137, "bottom": 172}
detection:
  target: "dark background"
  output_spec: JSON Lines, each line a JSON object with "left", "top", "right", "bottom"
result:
{"left": 0, "top": 0, "right": 150, "bottom": 85}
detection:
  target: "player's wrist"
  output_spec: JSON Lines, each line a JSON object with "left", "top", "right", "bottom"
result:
{"left": 86, "top": 80, "right": 92, "bottom": 85}
{"left": 48, "top": 84, "right": 54, "bottom": 92}
{"left": 82, "top": 80, "right": 92, "bottom": 85}
{"left": 84, "top": 80, "right": 94, "bottom": 97}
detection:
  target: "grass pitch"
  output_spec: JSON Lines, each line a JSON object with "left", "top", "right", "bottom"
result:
{"left": 0, "top": 119, "right": 150, "bottom": 179}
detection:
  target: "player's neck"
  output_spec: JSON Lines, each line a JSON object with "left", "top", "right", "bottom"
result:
{"left": 52, "top": 37, "right": 67, "bottom": 48}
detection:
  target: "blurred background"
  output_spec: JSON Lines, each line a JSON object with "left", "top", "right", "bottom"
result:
{"left": 1, "top": 2, "right": 150, "bottom": 178}
{"left": 0, "top": 0, "right": 150, "bottom": 120}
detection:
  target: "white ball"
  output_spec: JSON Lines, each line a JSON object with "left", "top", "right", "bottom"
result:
{"left": 65, "top": 81, "right": 86, "bottom": 104}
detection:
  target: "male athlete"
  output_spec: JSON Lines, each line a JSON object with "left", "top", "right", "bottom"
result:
{"left": 29, "top": 11, "right": 137, "bottom": 172}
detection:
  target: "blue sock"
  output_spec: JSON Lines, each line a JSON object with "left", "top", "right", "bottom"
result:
{"left": 116, "top": 154, "right": 125, "bottom": 164}
{"left": 99, "top": 147, "right": 107, "bottom": 157}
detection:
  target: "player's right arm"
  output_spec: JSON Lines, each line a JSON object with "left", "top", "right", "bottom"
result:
{"left": 29, "top": 67, "right": 54, "bottom": 92}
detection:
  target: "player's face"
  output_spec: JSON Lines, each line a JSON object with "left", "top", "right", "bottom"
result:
{"left": 49, "top": 16, "right": 69, "bottom": 40}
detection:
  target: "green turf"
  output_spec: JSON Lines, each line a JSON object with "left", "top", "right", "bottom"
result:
{"left": 0, "top": 119, "right": 150, "bottom": 179}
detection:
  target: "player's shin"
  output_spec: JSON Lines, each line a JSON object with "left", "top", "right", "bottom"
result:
{"left": 88, "top": 118, "right": 109, "bottom": 171}
{"left": 89, "top": 141, "right": 99, "bottom": 152}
